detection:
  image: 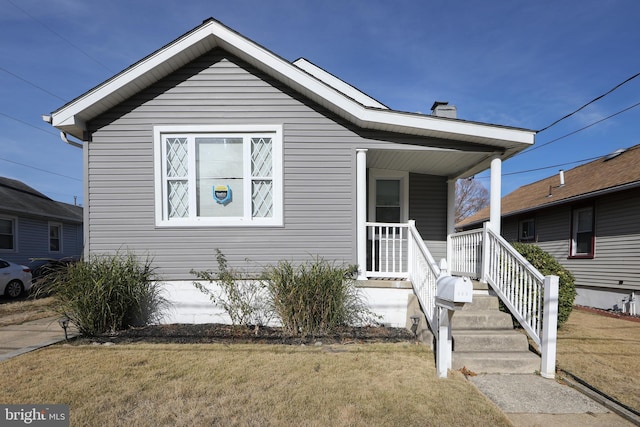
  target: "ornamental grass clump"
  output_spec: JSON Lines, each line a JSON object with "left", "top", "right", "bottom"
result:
{"left": 264, "top": 256, "right": 377, "bottom": 336}
{"left": 39, "top": 252, "right": 169, "bottom": 336}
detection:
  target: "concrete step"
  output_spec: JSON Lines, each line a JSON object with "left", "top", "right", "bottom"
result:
{"left": 452, "top": 351, "right": 540, "bottom": 374}
{"left": 453, "top": 329, "right": 530, "bottom": 353}
{"left": 451, "top": 310, "right": 514, "bottom": 330}
{"left": 460, "top": 294, "right": 500, "bottom": 311}
{"left": 472, "top": 280, "right": 489, "bottom": 291}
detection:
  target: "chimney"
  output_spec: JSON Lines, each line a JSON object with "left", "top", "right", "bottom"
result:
{"left": 559, "top": 169, "right": 565, "bottom": 187}
{"left": 431, "top": 101, "right": 457, "bottom": 119}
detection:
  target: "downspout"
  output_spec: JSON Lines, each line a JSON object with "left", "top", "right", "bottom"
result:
{"left": 60, "top": 131, "right": 83, "bottom": 149}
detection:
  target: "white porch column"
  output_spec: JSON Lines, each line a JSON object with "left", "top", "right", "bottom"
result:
{"left": 489, "top": 157, "right": 502, "bottom": 234}
{"left": 447, "top": 179, "right": 456, "bottom": 235}
{"left": 356, "top": 149, "right": 368, "bottom": 280}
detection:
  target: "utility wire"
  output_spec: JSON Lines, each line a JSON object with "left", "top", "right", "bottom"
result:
{"left": 475, "top": 155, "right": 603, "bottom": 180}
{"left": 0, "top": 66, "right": 68, "bottom": 102}
{"left": 0, "top": 156, "right": 81, "bottom": 182}
{"left": 6, "top": 0, "right": 115, "bottom": 73}
{"left": 0, "top": 112, "right": 59, "bottom": 137}
{"left": 538, "top": 70, "right": 640, "bottom": 133}
{"left": 523, "top": 100, "right": 640, "bottom": 155}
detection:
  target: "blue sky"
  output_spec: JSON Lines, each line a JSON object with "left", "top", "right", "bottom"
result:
{"left": 2, "top": 0, "right": 640, "bottom": 206}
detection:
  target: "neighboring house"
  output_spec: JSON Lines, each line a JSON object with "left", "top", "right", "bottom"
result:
{"left": 0, "top": 177, "right": 83, "bottom": 266}
{"left": 458, "top": 144, "right": 640, "bottom": 312}
{"left": 45, "top": 18, "right": 535, "bottom": 326}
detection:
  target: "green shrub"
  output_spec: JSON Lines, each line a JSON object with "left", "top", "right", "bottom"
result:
{"left": 192, "top": 249, "right": 273, "bottom": 327}
{"left": 39, "top": 252, "right": 169, "bottom": 336}
{"left": 263, "top": 256, "right": 378, "bottom": 336}
{"left": 511, "top": 243, "right": 576, "bottom": 326}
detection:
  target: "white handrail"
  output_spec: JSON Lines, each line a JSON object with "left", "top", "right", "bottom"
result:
{"left": 407, "top": 220, "right": 440, "bottom": 334}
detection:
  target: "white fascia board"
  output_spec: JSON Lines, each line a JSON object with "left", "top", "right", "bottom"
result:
{"left": 292, "top": 58, "right": 389, "bottom": 109}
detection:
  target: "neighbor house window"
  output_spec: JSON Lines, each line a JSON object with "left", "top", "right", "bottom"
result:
{"left": 154, "top": 125, "right": 283, "bottom": 227}
{"left": 570, "top": 206, "right": 594, "bottom": 257}
{"left": 49, "top": 222, "right": 62, "bottom": 253}
{"left": 0, "top": 217, "right": 15, "bottom": 251}
{"left": 518, "top": 218, "right": 535, "bottom": 242}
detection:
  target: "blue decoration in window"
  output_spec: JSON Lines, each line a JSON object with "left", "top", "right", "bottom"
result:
{"left": 213, "top": 185, "right": 232, "bottom": 205}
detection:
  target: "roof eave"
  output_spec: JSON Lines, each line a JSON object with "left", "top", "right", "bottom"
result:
{"left": 50, "top": 18, "right": 535, "bottom": 151}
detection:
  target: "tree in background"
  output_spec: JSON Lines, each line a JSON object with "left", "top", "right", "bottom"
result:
{"left": 455, "top": 178, "right": 489, "bottom": 223}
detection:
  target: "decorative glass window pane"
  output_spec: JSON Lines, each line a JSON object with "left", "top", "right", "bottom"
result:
{"left": 196, "top": 138, "right": 244, "bottom": 217}
{"left": 251, "top": 137, "right": 272, "bottom": 177}
{"left": 166, "top": 138, "right": 188, "bottom": 177}
{"left": 168, "top": 180, "right": 189, "bottom": 218}
{"left": 252, "top": 180, "right": 273, "bottom": 217}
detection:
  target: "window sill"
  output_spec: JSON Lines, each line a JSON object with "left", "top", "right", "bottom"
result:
{"left": 568, "top": 255, "right": 594, "bottom": 260}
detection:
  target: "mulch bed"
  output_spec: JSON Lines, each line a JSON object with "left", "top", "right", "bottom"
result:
{"left": 574, "top": 305, "right": 640, "bottom": 323}
{"left": 78, "top": 324, "right": 416, "bottom": 346}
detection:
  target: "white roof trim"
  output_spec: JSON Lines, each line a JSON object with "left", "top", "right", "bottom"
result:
{"left": 50, "top": 18, "right": 535, "bottom": 149}
{"left": 292, "top": 58, "right": 389, "bottom": 109}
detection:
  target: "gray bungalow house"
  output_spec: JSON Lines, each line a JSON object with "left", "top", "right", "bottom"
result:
{"left": 0, "top": 177, "right": 83, "bottom": 266}
{"left": 458, "top": 144, "right": 640, "bottom": 313}
{"left": 44, "top": 18, "right": 537, "bottom": 328}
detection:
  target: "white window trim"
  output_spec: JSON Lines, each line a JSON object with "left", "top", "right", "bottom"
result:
{"left": 49, "top": 222, "right": 63, "bottom": 253}
{"left": 154, "top": 125, "right": 283, "bottom": 227}
{"left": 0, "top": 216, "right": 17, "bottom": 253}
{"left": 368, "top": 168, "right": 409, "bottom": 223}
{"left": 570, "top": 205, "right": 594, "bottom": 257}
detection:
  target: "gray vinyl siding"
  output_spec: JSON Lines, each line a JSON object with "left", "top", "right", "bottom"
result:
{"left": 86, "top": 49, "right": 449, "bottom": 279}
{"left": 501, "top": 189, "right": 640, "bottom": 292}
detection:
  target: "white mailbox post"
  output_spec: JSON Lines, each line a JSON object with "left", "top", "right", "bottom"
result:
{"left": 435, "top": 260, "right": 473, "bottom": 378}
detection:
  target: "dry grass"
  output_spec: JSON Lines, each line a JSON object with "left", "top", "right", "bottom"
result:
{"left": 557, "top": 309, "right": 640, "bottom": 411}
{"left": 0, "top": 342, "right": 510, "bottom": 427}
{"left": 0, "top": 296, "right": 57, "bottom": 327}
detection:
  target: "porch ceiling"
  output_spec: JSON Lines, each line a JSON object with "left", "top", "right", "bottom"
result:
{"left": 367, "top": 148, "right": 495, "bottom": 179}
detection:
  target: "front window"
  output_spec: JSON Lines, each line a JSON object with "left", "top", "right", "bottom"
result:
{"left": 49, "top": 223, "right": 62, "bottom": 253}
{"left": 571, "top": 206, "right": 594, "bottom": 257}
{"left": 0, "top": 217, "right": 15, "bottom": 251}
{"left": 519, "top": 218, "right": 535, "bottom": 242}
{"left": 155, "top": 125, "right": 282, "bottom": 227}
{"left": 376, "top": 179, "right": 401, "bottom": 223}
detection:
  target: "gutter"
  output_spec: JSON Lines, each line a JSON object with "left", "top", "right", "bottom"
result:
{"left": 42, "top": 115, "right": 83, "bottom": 149}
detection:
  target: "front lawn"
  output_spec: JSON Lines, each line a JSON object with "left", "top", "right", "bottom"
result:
{"left": 0, "top": 343, "right": 510, "bottom": 426}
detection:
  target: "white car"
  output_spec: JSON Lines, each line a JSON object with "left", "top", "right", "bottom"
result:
{"left": 0, "top": 258, "right": 32, "bottom": 298}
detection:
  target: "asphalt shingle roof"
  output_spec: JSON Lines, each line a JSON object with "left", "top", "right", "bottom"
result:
{"left": 458, "top": 144, "right": 640, "bottom": 228}
{"left": 0, "top": 177, "right": 82, "bottom": 223}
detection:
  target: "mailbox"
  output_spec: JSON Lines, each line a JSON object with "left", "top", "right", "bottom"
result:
{"left": 436, "top": 275, "right": 473, "bottom": 303}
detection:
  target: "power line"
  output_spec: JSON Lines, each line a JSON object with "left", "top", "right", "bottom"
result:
{"left": 475, "top": 155, "right": 603, "bottom": 180}
{"left": 523, "top": 100, "right": 640, "bottom": 155}
{"left": 0, "top": 66, "right": 68, "bottom": 102}
{"left": 538, "top": 70, "right": 640, "bottom": 133}
{"left": 6, "top": 0, "right": 115, "bottom": 73}
{"left": 0, "top": 156, "right": 81, "bottom": 182}
{"left": 0, "top": 112, "right": 59, "bottom": 137}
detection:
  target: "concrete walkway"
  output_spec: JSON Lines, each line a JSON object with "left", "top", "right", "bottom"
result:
{"left": 470, "top": 373, "right": 638, "bottom": 426}
{"left": 0, "top": 316, "right": 75, "bottom": 362}
{"left": 1, "top": 319, "right": 638, "bottom": 426}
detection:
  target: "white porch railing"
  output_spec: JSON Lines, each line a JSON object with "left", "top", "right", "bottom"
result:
{"left": 448, "top": 222, "right": 559, "bottom": 378}
{"left": 365, "top": 222, "right": 409, "bottom": 279}
{"left": 407, "top": 220, "right": 440, "bottom": 334}
{"left": 365, "top": 221, "right": 440, "bottom": 333}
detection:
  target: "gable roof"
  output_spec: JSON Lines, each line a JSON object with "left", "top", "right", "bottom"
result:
{"left": 47, "top": 17, "right": 534, "bottom": 176}
{"left": 458, "top": 144, "right": 640, "bottom": 228}
{"left": 0, "top": 177, "right": 83, "bottom": 223}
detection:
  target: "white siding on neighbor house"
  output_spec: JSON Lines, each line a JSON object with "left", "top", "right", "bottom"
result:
{"left": 86, "top": 49, "right": 451, "bottom": 280}
{"left": 502, "top": 189, "right": 640, "bottom": 298}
